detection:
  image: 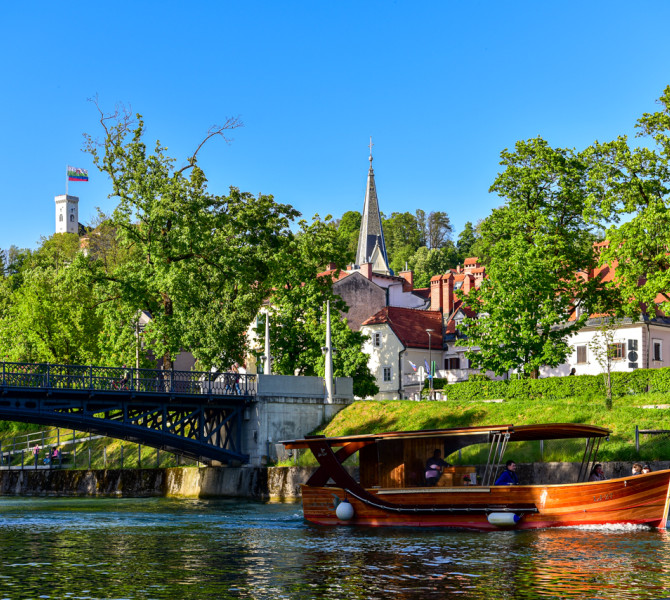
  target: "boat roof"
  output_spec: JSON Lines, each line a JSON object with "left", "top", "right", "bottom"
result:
{"left": 281, "top": 423, "right": 610, "bottom": 449}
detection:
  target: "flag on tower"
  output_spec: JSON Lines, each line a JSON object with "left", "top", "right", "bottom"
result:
{"left": 67, "top": 166, "right": 89, "bottom": 182}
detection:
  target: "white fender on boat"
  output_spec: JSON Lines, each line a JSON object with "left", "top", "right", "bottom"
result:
{"left": 487, "top": 512, "right": 521, "bottom": 526}
{"left": 336, "top": 499, "right": 355, "bottom": 521}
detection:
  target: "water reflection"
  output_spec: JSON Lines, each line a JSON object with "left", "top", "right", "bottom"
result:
{"left": 0, "top": 499, "right": 669, "bottom": 599}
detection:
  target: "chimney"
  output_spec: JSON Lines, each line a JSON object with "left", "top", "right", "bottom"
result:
{"left": 361, "top": 262, "right": 373, "bottom": 279}
{"left": 430, "top": 275, "right": 443, "bottom": 311}
{"left": 399, "top": 270, "right": 414, "bottom": 292}
{"left": 442, "top": 273, "right": 455, "bottom": 316}
{"left": 462, "top": 274, "right": 474, "bottom": 295}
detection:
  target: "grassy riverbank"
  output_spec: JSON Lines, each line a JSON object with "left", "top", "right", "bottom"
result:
{"left": 313, "top": 392, "right": 670, "bottom": 463}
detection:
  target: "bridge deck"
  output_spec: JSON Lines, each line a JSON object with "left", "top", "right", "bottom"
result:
{"left": 0, "top": 362, "right": 257, "bottom": 464}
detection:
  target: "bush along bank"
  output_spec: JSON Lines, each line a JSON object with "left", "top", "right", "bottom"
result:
{"left": 425, "top": 367, "right": 670, "bottom": 402}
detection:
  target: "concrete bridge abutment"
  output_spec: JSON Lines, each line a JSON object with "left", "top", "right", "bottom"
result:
{"left": 242, "top": 374, "right": 354, "bottom": 466}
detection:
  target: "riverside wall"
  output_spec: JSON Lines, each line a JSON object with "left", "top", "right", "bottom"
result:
{"left": 1, "top": 461, "right": 668, "bottom": 501}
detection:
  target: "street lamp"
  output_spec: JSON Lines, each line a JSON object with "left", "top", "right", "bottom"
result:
{"left": 426, "top": 328, "right": 434, "bottom": 400}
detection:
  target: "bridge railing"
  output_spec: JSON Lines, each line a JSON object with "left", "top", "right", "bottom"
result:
{"left": 0, "top": 362, "right": 257, "bottom": 397}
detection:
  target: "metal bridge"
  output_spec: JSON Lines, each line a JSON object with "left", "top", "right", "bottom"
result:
{"left": 0, "top": 362, "right": 256, "bottom": 465}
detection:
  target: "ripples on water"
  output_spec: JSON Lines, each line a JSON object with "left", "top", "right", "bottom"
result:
{"left": 0, "top": 498, "right": 669, "bottom": 599}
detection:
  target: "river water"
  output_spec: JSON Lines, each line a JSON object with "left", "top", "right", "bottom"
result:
{"left": 0, "top": 497, "right": 669, "bottom": 600}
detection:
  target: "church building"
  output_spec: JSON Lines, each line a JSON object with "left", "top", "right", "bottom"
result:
{"left": 323, "top": 144, "right": 488, "bottom": 398}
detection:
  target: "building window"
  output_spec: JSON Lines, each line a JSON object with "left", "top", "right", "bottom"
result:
{"left": 372, "top": 332, "right": 381, "bottom": 347}
{"left": 382, "top": 366, "right": 392, "bottom": 382}
{"left": 445, "top": 357, "right": 460, "bottom": 370}
{"left": 608, "top": 343, "right": 625, "bottom": 360}
{"left": 653, "top": 339, "right": 663, "bottom": 362}
{"left": 576, "top": 345, "right": 587, "bottom": 364}
{"left": 59, "top": 214, "right": 63, "bottom": 222}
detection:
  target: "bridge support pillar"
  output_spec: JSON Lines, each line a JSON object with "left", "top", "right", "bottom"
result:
{"left": 244, "top": 374, "right": 353, "bottom": 466}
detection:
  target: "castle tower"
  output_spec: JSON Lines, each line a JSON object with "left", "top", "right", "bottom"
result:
{"left": 55, "top": 195, "right": 79, "bottom": 235}
{"left": 355, "top": 138, "right": 392, "bottom": 275}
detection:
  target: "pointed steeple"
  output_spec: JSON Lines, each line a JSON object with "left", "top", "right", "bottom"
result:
{"left": 355, "top": 138, "right": 392, "bottom": 275}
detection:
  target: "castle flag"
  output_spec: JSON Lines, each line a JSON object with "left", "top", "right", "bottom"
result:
{"left": 67, "top": 166, "right": 89, "bottom": 182}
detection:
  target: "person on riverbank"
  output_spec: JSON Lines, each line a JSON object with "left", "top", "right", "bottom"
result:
{"left": 495, "top": 460, "right": 519, "bottom": 485}
{"left": 632, "top": 463, "right": 642, "bottom": 476}
{"left": 32, "top": 444, "right": 40, "bottom": 463}
{"left": 425, "top": 449, "right": 450, "bottom": 486}
{"left": 589, "top": 464, "right": 607, "bottom": 481}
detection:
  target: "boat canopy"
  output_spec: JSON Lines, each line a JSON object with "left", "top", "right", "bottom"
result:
{"left": 281, "top": 423, "right": 610, "bottom": 450}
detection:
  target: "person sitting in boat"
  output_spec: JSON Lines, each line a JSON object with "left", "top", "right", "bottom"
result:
{"left": 642, "top": 465, "right": 652, "bottom": 474}
{"left": 588, "top": 464, "right": 607, "bottom": 481}
{"left": 494, "top": 460, "right": 519, "bottom": 485}
{"left": 632, "top": 463, "right": 642, "bottom": 476}
{"left": 425, "top": 449, "right": 450, "bottom": 486}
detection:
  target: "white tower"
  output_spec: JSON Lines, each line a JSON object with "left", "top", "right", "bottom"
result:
{"left": 55, "top": 195, "right": 79, "bottom": 235}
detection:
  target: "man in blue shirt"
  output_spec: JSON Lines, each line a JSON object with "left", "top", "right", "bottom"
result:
{"left": 495, "top": 460, "right": 519, "bottom": 485}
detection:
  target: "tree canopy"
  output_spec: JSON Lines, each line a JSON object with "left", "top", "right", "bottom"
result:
{"left": 255, "top": 216, "right": 378, "bottom": 398}
{"left": 82, "top": 105, "right": 300, "bottom": 371}
{"left": 457, "top": 138, "right": 602, "bottom": 377}
{"left": 584, "top": 85, "right": 670, "bottom": 316}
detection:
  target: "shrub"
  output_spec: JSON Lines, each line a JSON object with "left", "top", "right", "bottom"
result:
{"left": 445, "top": 366, "right": 670, "bottom": 403}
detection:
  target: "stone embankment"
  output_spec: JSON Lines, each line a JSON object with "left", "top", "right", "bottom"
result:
{"left": 0, "top": 466, "right": 316, "bottom": 501}
{"left": 0, "top": 461, "right": 667, "bottom": 500}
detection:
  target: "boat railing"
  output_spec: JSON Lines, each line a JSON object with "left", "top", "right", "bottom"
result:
{"left": 482, "top": 432, "right": 510, "bottom": 486}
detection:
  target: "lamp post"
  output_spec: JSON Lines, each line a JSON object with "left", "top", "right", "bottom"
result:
{"left": 426, "top": 328, "right": 434, "bottom": 400}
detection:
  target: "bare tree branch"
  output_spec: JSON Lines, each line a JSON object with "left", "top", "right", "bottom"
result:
{"left": 176, "top": 117, "right": 244, "bottom": 174}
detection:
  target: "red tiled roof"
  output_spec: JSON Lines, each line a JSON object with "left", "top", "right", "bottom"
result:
{"left": 317, "top": 268, "right": 349, "bottom": 282}
{"left": 362, "top": 307, "right": 443, "bottom": 349}
{"left": 412, "top": 287, "right": 431, "bottom": 299}
{"left": 444, "top": 299, "right": 477, "bottom": 334}
{"left": 463, "top": 257, "right": 479, "bottom": 265}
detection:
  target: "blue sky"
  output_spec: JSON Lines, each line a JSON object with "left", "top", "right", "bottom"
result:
{"left": 2, "top": 1, "right": 670, "bottom": 250}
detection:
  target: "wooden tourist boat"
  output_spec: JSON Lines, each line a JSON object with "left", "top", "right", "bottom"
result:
{"left": 281, "top": 423, "right": 670, "bottom": 531}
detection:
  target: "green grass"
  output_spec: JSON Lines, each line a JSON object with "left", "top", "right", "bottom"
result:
{"left": 0, "top": 426, "right": 199, "bottom": 470}
{"left": 311, "top": 392, "right": 670, "bottom": 463}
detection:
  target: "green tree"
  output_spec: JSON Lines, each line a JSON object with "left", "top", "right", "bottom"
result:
{"left": 84, "top": 103, "right": 299, "bottom": 370}
{"left": 584, "top": 85, "right": 670, "bottom": 316}
{"left": 256, "top": 216, "right": 378, "bottom": 397}
{"left": 408, "top": 244, "right": 459, "bottom": 288}
{"left": 0, "top": 236, "right": 104, "bottom": 364}
{"left": 336, "top": 210, "right": 361, "bottom": 262}
{"left": 456, "top": 221, "right": 478, "bottom": 261}
{"left": 427, "top": 211, "right": 453, "bottom": 249}
{"left": 457, "top": 138, "right": 601, "bottom": 378}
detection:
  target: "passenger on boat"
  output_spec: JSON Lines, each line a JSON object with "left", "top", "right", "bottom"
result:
{"left": 642, "top": 465, "right": 652, "bottom": 474}
{"left": 632, "top": 463, "right": 642, "bottom": 476}
{"left": 588, "top": 464, "right": 607, "bottom": 481}
{"left": 425, "top": 450, "right": 450, "bottom": 486}
{"left": 494, "top": 460, "right": 519, "bottom": 485}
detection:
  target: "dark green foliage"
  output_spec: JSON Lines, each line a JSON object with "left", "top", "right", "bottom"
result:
{"left": 439, "top": 367, "right": 670, "bottom": 403}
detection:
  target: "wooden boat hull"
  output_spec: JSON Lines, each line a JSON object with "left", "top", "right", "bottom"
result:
{"left": 300, "top": 469, "right": 670, "bottom": 530}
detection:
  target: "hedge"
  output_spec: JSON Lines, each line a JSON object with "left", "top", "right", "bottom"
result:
{"left": 424, "top": 366, "right": 670, "bottom": 402}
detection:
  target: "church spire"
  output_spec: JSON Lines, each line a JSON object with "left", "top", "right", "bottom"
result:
{"left": 355, "top": 137, "right": 392, "bottom": 275}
